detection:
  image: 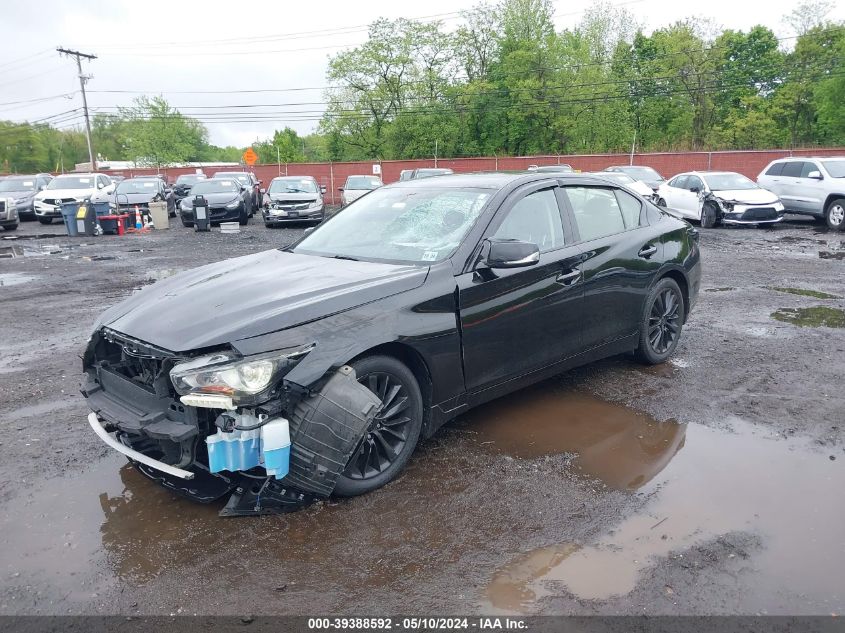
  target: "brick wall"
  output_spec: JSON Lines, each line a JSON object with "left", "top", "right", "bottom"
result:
{"left": 102, "top": 148, "right": 845, "bottom": 205}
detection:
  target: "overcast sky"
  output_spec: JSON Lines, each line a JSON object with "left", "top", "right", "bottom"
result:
{"left": 1, "top": 0, "right": 842, "bottom": 149}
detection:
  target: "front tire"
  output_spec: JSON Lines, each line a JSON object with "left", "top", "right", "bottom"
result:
{"left": 181, "top": 219, "right": 194, "bottom": 228}
{"left": 38, "top": 217, "right": 52, "bottom": 225}
{"left": 3, "top": 223, "right": 18, "bottom": 231}
{"left": 824, "top": 198, "right": 845, "bottom": 231}
{"left": 700, "top": 202, "right": 719, "bottom": 228}
{"left": 656, "top": 198, "right": 667, "bottom": 208}
{"left": 238, "top": 206, "right": 249, "bottom": 226}
{"left": 333, "top": 355, "right": 423, "bottom": 497}
{"left": 636, "top": 277, "right": 685, "bottom": 365}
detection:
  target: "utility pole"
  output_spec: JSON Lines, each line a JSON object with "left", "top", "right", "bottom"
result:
{"left": 57, "top": 47, "right": 97, "bottom": 171}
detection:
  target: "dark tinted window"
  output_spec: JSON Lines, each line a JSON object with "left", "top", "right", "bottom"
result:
{"left": 492, "top": 188, "right": 565, "bottom": 252}
{"left": 781, "top": 162, "right": 805, "bottom": 178}
{"left": 765, "top": 162, "right": 784, "bottom": 176}
{"left": 565, "top": 187, "right": 626, "bottom": 241}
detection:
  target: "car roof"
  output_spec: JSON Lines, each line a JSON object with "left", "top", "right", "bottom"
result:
{"left": 272, "top": 175, "right": 316, "bottom": 179}
{"left": 772, "top": 156, "right": 845, "bottom": 161}
{"left": 679, "top": 171, "right": 741, "bottom": 177}
{"left": 386, "top": 171, "right": 623, "bottom": 190}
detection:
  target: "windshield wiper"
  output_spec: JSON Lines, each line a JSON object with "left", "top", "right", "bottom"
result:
{"left": 332, "top": 255, "right": 359, "bottom": 261}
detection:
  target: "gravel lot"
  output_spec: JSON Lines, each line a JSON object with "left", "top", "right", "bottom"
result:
{"left": 0, "top": 214, "right": 843, "bottom": 616}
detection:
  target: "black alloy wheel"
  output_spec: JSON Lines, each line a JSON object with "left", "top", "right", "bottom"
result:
{"left": 334, "top": 355, "right": 423, "bottom": 497}
{"left": 701, "top": 202, "right": 719, "bottom": 228}
{"left": 636, "top": 277, "right": 685, "bottom": 365}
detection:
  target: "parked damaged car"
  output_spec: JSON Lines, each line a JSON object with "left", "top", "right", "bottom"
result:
{"left": 83, "top": 172, "right": 701, "bottom": 516}
{"left": 0, "top": 173, "right": 52, "bottom": 220}
{"left": 106, "top": 177, "right": 177, "bottom": 217}
{"left": 262, "top": 176, "right": 326, "bottom": 226}
{"left": 656, "top": 171, "right": 784, "bottom": 228}
{"left": 173, "top": 174, "right": 207, "bottom": 203}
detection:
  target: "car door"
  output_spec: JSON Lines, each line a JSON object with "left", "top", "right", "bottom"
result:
{"left": 457, "top": 182, "right": 586, "bottom": 391}
{"left": 796, "top": 160, "right": 825, "bottom": 215}
{"left": 561, "top": 184, "right": 665, "bottom": 349}
{"left": 758, "top": 161, "right": 785, "bottom": 199}
{"left": 778, "top": 161, "right": 809, "bottom": 212}
{"left": 661, "top": 175, "right": 686, "bottom": 211}
{"left": 676, "top": 175, "right": 704, "bottom": 219}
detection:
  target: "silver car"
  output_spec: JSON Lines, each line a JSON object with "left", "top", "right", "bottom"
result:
{"left": 339, "top": 175, "right": 382, "bottom": 206}
{"left": 757, "top": 157, "right": 845, "bottom": 230}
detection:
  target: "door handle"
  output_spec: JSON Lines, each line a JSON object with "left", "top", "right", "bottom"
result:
{"left": 638, "top": 244, "right": 657, "bottom": 258}
{"left": 556, "top": 269, "right": 582, "bottom": 285}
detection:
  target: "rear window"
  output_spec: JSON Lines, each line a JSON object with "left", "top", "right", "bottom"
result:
{"left": 765, "top": 162, "right": 784, "bottom": 176}
{"left": 781, "top": 162, "right": 805, "bottom": 178}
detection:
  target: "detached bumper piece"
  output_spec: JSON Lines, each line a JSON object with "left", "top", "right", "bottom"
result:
{"left": 285, "top": 366, "right": 382, "bottom": 496}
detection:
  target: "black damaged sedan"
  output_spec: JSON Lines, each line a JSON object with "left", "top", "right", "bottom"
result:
{"left": 83, "top": 172, "right": 701, "bottom": 516}
{"left": 178, "top": 178, "right": 250, "bottom": 227}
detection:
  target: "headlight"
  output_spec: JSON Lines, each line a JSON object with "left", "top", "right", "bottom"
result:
{"left": 226, "top": 199, "right": 240, "bottom": 209}
{"left": 170, "top": 345, "right": 314, "bottom": 405}
{"left": 180, "top": 199, "right": 191, "bottom": 210}
{"left": 310, "top": 200, "right": 322, "bottom": 209}
{"left": 717, "top": 199, "right": 734, "bottom": 212}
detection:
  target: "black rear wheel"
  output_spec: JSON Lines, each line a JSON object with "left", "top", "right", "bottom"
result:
{"left": 636, "top": 277, "right": 685, "bottom": 365}
{"left": 333, "top": 355, "right": 423, "bottom": 497}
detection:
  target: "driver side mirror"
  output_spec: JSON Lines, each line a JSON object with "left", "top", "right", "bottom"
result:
{"left": 338, "top": 187, "right": 344, "bottom": 191}
{"left": 807, "top": 170, "right": 823, "bottom": 180}
{"left": 689, "top": 186, "right": 700, "bottom": 194}
{"left": 479, "top": 238, "right": 540, "bottom": 269}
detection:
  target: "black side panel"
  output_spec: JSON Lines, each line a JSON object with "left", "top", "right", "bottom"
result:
{"left": 284, "top": 366, "right": 381, "bottom": 496}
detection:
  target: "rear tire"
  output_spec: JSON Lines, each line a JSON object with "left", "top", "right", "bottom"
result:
{"left": 333, "top": 355, "right": 424, "bottom": 497}
{"left": 700, "top": 203, "right": 719, "bottom": 228}
{"left": 38, "top": 217, "right": 52, "bottom": 225}
{"left": 824, "top": 198, "right": 845, "bottom": 231}
{"left": 636, "top": 277, "right": 685, "bottom": 365}
{"left": 3, "top": 223, "right": 18, "bottom": 231}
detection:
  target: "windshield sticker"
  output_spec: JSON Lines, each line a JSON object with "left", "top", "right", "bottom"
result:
{"left": 421, "top": 250, "right": 439, "bottom": 261}
{"left": 22, "top": 181, "right": 34, "bottom": 186}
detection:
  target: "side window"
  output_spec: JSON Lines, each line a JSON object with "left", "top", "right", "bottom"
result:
{"left": 686, "top": 176, "right": 704, "bottom": 191}
{"left": 615, "top": 189, "right": 643, "bottom": 229}
{"left": 565, "top": 187, "right": 626, "bottom": 242}
{"left": 801, "top": 162, "right": 819, "bottom": 178}
{"left": 670, "top": 175, "right": 688, "bottom": 189}
{"left": 765, "top": 162, "right": 784, "bottom": 176}
{"left": 781, "top": 161, "right": 804, "bottom": 178}
{"left": 492, "top": 188, "right": 565, "bottom": 253}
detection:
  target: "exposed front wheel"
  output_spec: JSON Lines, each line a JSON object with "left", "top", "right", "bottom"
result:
{"left": 700, "top": 203, "right": 719, "bottom": 228}
{"left": 636, "top": 277, "right": 685, "bottom": 365}
{"left": 334, "top": 355, "right": 423, "bottom": 497}
{"left": 825, "top": 198, "right": 845, "bottom": 231}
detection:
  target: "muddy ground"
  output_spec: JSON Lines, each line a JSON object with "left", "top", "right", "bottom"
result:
{"left": 0, "top": 214, "right": 843, "bottom": 616}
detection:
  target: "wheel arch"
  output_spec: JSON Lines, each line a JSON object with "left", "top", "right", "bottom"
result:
{"left": 655, "top": 268, "right": 690, "bottom": 324}
{"left": 349, "top": 342, "right": 435, "bottom": 436}
{"left": 823, "top": 194, "right": 845, "bottom": 212}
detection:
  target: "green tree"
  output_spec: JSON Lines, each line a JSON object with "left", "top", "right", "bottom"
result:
{"left": 118, "top": 96, "right": 208, "bottom": 167}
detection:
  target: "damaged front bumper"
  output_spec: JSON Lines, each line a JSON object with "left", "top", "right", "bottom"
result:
{"left": 82, "top": 329, "right": 381, "bottom": 516}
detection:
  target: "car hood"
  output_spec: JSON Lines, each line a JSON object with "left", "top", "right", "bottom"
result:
{"left": 181, "top": 192, "right": 240, "bottom": 207}
{"left": 97, "top": 249, "right": 428, "bottom": 351}
{"left": 3, "top": 189, "right": 36, "bottom": 200}
{"left": 35, "top": 187, "right": 95, "bottom": 200}
{"left": 710, "top": 188, "right": 779, "bottom": 205}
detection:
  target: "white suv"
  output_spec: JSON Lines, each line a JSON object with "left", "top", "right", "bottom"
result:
{"left": 33, "top": 173, "right": 115, "bottom": 225}
{"left": 757, "top": 157, "right": 845, "bottom": 230}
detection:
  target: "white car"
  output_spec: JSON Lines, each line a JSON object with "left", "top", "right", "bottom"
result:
{"left": 757, "top": 156, "right": 845, "bottom": 230}
{"left": 656, "top": 171, "right": 784, "bottom": 228}
{"left": 33, "top": 173, "right": 115, "bottom": 225}
{"left": 589, "top": 172, "right": 655, "bottom": 199}
{"left": 339, "top": 175, "right": 382, "bottom": 206}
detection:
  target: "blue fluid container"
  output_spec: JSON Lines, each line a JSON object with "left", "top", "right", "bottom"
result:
{"left": 206, "top": 429, "right": 261, "bottom": 474}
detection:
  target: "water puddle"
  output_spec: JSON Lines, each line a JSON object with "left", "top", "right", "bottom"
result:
{"left": 771, "top": 306, "right": 845, "bottom": 328}
{"left": 486, "top": 415, "right": 845, "bottom": 613}
{"left": 465, "top": 389, "right": 686, "bottom": 490}
{"left": 0, "top": 273, "right": 39, "bottom": 287}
